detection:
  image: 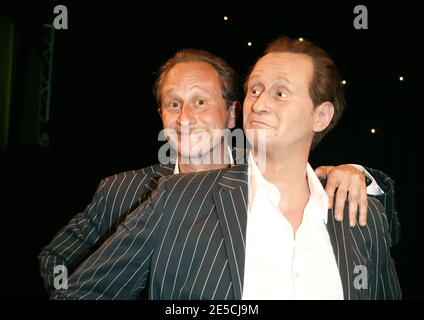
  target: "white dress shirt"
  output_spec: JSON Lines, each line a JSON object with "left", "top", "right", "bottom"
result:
{"left": 242, "top": 152, "right": 344, "bottom": 300}
{"left": 173, "top": 145, "right": 234, "bottom": 174}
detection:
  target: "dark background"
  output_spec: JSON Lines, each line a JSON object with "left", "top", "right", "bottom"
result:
{"left": 0, "top": 0, "right": 421, "bottom": 299}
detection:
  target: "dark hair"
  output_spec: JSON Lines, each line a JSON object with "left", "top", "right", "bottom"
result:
{"left": 249, "top": 36, "right": 345, "bottom": 149}
{"left": 154, "top": 49, "right": 240, "bottom": 108}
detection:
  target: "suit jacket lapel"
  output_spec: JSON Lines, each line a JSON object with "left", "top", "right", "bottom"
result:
{"left": 152, "top": 163, "right": 174, "bottom": 177}
{"left": 142, "top": 163, "right": 174, "bottom": 193}
{"left": 213, "top": 164, "right": 248, "bottom": 300}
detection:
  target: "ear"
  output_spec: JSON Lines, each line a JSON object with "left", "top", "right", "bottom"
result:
{"left": 227, "top": 101, "right": 241, "bottom": 129}
{"left": 157, "top": 107, "right": 162, "bottom": 119}
{"left": 313, "top": 101, "right": 334, "bottom": 133}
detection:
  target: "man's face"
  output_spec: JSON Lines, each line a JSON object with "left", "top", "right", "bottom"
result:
{"left": 159, "top": 61, "right": 235, "bottom": 160}
{"left": 243, "top": 52, "right": 317, "bottom": 153}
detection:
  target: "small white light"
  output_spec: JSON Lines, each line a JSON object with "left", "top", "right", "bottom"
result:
{"left": 399, "top": 76, "right": 404, "bottom": 81}
{"left": 223, "top": 16, "right": 228, "bottom": 21}
{"left": 371, "top": 128, "right": 376, "bottom": 134}
{"left": 299, "top": 37, "right": 304, "bottom": 42}
{"left": 341, "top": 80, "right": 347, "bottom": 85}
{"left": 247, "top": 42, "right": 252, "bottom": 47}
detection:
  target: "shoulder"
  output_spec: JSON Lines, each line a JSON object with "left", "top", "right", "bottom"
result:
{"left": 365, "top": 167, "right": 395, "bottom": 194}
{"left": 366, "top": 197, "right": 391, "bottom": 237}
{"left": 158, "top": 166, "right": 246, "bottom": 197}
{"left": 159, "top": 165, "right": 248, "bottom": 199}
{"left": 366, "top": 196, "right": 389, "bottom": 230}
{"left": 96, "top": 164, "right": 174, "bottom": 194}
{"left": 161, "top": 168, "right": 224, "bottom": 188}
{"left": 355, "top": 196, "right": 391, "bottom": 247}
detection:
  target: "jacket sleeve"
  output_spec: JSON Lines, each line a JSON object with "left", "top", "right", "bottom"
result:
{"left": 52, "top": 177, "right": 168, "bottom": 300}
{"left": 37, "top": 178, "right": 110, "bottom": 291}
{"left": 368, "top": 198, "right": 402, "bottom": 299}
{"left": 364, "top": 167, "right": 401, "bottom": 247}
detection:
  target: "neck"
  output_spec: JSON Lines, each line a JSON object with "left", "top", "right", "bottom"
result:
{"left": 179, "top": 162, "right": 230, "bottom": 173}
{"left": 179, "top": 143, "right": 230, "bottom": 173}
{"left": 253, "top": 144, "right": 309, "bottom": 184}
{"left": 252, "top": 145, "right": 311, "bottom": 233}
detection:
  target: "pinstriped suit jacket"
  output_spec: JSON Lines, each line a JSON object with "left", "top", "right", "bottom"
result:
{"left": 364, "top": 167, "right": 400, "bottom": 247}
{"left": 39, "top": 161, "right": 400, "bottom": 291}
{"left": 38, "top": 163, "right": 174, "bottom": 289}
{"left": 53, "top": 164, "right": 401, "bottom": 300}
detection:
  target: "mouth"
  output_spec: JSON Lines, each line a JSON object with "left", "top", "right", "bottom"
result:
{"left": 249, "top": 119, "right": 272, "bottom": 128}
{"left": 177, "top": 129, "right": 207, "bottom": 136}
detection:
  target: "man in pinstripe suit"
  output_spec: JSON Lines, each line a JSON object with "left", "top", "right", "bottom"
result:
{"left": 52, "top": 37, "right": 401, "bottom": 300}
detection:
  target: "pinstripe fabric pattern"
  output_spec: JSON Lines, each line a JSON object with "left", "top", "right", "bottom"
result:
{"left": 364, "top": 166, "right": 401, "bottom": 247}
{"left": 38, "top": 163, "right": 174, "bottom": 289}
{"left": 38, "top": 148, "right": 245, "bottom": 290}
{"left": 53, "top": 164, "right": 401, "bottom": 300}
{"left": 327, "top": 197, "right": 402, "bottom": 299}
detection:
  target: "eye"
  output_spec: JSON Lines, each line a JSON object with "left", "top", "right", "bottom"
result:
{"left": 192, "top": 98, "right": 207, "bottom": 109}
{"left": 275, "top": 87, "right": 290, "bottom": 99}
{"left": 250, "top": 86, "right": 262, "bottom": 97}
{"left": 167, "top": 100, "right": 182, "bottom": 110}
{"left": 277, "top": 91, "right": 288, "bottom": 98}
{"left": 196, "top": 99, "right": 205, "bottom": 106}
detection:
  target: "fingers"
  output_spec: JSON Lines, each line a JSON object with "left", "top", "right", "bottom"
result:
{"left": 325, "top": 164, "right": 369, "bottom": 227}
{"left": 347, "top": 173, "right": 367, "bottom": 227}
{"left": 315, "top": 166, "right": 332, "bottom": 178}
{"left": 348, "top": 178, "right": 360, "bottom": 227}
{"left": 358, "top": 183, "right": 368, "bottom": 226}
{"left": 334, "top": 181, "right": 348, "bottom": 223}
{"left": 347, "top": 172, "right": 369, "bottom": 227}
{"left": 324, "top": 174, "right": 338, "bottom": 211}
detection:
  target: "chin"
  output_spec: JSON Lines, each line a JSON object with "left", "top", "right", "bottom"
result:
{"left": 179, "top": 142, "right": 207, "bottom": 159}
{"left": 246, "top": 129, "right": 268, "bottom": 149}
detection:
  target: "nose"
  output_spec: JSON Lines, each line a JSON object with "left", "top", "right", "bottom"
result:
{"left": 250, "top": 92, "right": 269, "bottom": 114}
{"left": 176, "top": 103, "right": 197, "bottom": 128}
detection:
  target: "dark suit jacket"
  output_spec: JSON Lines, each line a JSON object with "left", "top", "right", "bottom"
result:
{"left": 364, "top": 167, "right": 401, "bottom": 246}
{"left": 38, "top": 163, "right": 174, "bottom": 289}
{"left": 53, "top": 164, "right": 401, "bottom": 300}
{"left": 39, "top": 159, "right": 400, "bottom": 291}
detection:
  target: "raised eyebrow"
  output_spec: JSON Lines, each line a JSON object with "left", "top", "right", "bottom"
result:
{"left": 248, "top": 74, "right": 292, "bottom": 85}
{"left": 275, "top": 76, "right": 292, "bottom": 85}
{"left": 162, "top": 87, "right": 179, "bottom": 97}
{"left": 247, "top": 74, "right": 261, "bottom": 84}
{"left": 245, "top": 75, "right": 262, "bottom": 92}
{"left": 275, "top": 79, "right": 293, "bottom": 94}
{"left": 188, "top": 85, "right": 213, "bottom": 95}
{"left": 162, "top": 85, "right": 210, "bottom": 95}
{"left": 190, "top": 85, "right": 207, "bottom": 91}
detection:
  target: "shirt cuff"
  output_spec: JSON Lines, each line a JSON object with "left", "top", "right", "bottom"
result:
{"left": 349, "top": 164, "right": 384, "bottom": 196}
